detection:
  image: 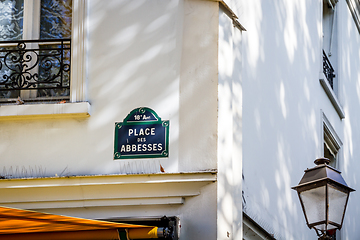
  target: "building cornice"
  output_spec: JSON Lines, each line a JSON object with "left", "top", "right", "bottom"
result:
{"left": 208, "top": 0, "right": 246, "bottom": 31}
{"left": 0, "top": 172, "right": 216, "bottom": 210}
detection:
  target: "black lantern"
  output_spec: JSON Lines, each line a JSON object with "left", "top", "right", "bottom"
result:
{"left": 292, "top": 158, "right": 355, "bottom": 239}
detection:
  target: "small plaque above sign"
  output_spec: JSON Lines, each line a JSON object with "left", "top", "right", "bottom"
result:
{"left": 114, "top": 107, "right": 169, "bottom": 160}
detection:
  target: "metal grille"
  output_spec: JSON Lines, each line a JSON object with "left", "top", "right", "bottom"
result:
{"left": 0, "top": 39, "right": 70, "bottom": 97}
{"left": 323, "top": 50, "right": 335, "bottom": 89}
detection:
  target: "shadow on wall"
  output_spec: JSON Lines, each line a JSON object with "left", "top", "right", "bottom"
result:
{"left": 216, "top": 4, "right": 243, "bottom": 239}
{"left": 86, "top": 0, "right": 182, "bottom": 175}
{"left": 0, "top": 0, "right": 181, "bottom": 178}
{"left": 237, "top": 0, "right": 357, "bottom": 239}
{"left": 338, "top": 1, "right": 360, "bottom": 238}
{"left": 0, "top": 0, "right": 217, "bottom": 178}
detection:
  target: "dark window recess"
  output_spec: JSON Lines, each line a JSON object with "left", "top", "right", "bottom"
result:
{"left": 0, "top": 39, "right": 70, "bottom": 100}
{"left": 323, "top": 50, "right": 335, "bottom": 89}
{"left": 105, "top": 216, "right": 180, "bottom": 240}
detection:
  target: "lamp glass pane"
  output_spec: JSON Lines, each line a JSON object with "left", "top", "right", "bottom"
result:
{"left": 299, "top": 186, "right": 326, "bottom": 226}
{"left": 314, "top": 224, "right": 327, "bottom": 231}
{"left": 327, "top": 223, "right": 338, "bottom": 230}
{"left": 328, "top": 185, "right": 348, "bottom": 226}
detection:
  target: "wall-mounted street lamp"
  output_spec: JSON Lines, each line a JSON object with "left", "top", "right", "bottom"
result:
{"left": 292, "top": 158, "right": 355, "bottom": 240}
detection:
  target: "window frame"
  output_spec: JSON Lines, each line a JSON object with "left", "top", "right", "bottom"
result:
{"left": 70, "top": 0, "right": 87, "bottom": 103}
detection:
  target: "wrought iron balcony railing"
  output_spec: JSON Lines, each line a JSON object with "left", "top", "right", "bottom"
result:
{"left": 0, "top": 39, "right": 70, "bottom": 98}
{"left": 323, "top": 50, "right": 335, "bottom": 89}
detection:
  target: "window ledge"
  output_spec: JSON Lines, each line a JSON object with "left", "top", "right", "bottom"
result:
{"left": 0, "top": 102, "right": 90, "bottom": 120}
{"left": 319, "top": 74, "right": 345, "bottom": 119}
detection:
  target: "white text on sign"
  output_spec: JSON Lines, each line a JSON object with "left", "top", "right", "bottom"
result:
{"left": 128, "top": 128, "right": 155, "bottom": 136}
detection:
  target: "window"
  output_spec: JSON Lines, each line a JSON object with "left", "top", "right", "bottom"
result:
{"left": 243, "top": 212, "right": 276, "bottom": 240}
{"left": 322, "top": 0, "right": 338, "bottom": 94}
{"left": 320, "top": 0, "right": 344, "bottom": 119}
{"left": 323, "top": 113, "right": 342, "bottom": 169}
{"left": 0, "top": 0, "right": 87, "bottom": 104}
{"left": 324, "top": 126, "right": 340, "bottom": 169}
{"left": 0, "top": 0, "right": 72, "bottom": 103}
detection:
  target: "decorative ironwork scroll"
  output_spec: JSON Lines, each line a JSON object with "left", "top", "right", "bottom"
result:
{"left": 323, "top": 50, "right": 335, "bottom": 89}
{"left": 0, "top": 39, "right": 70, "bottom": 95}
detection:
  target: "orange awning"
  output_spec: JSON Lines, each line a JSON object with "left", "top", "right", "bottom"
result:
{"left": 0, "top": 206, "right": 159, "bottom": 240}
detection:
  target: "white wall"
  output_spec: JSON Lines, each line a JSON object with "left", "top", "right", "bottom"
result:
{"left": 337, "top": 1, "right": 360, "bottom": 240}
{"left": 236, "top": 0, "right": 360, "bottom": 239}
{"left": 217, "top": 5, "right": 243, "bottom": 240}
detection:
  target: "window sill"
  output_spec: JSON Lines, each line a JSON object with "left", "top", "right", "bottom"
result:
{"left": 0, "top": 102, "right": 90, "bottom": 120}
{"left": 319, "top": 74, "right": 345, "bottom": 119}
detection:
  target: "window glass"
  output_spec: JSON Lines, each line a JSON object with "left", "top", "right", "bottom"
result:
{"left": 0, "top": 0, "right": 23, "bottom": 99}
{"left": 324, "top": 125, "right": 340, "bottom": 169}
{"left": 0, "top": 0, "right": 23, "bottom": 41}
{"left": 40, "top": 0, "right": 72, "bottom": 39}
{"left": 39, "top": 0, "right": 72, "bottom": 98}
{"left": 324, "top": 142, "right": 336, "bottom": 167}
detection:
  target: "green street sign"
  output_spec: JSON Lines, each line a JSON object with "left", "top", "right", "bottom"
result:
{"left": 114, "top": 107, "right": 169, "bottom": 160}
